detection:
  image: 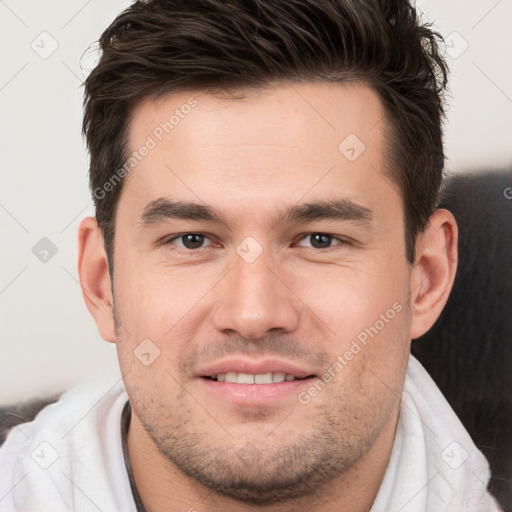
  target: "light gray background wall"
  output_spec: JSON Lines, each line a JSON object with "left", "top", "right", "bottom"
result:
{"left": 1, "top": 0, "right": 511, "bottom": 404}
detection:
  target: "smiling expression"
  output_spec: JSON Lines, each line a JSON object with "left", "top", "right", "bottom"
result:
{"left": 103, "top": 81, "right": 415, "bottom": 504}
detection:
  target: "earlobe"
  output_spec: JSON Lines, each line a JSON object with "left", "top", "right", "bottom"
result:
{"left": 77, "top": 216, "right": 116, "bottom": 343}
{"left": 409, "top": 209, "right": 458, "bottom": 340}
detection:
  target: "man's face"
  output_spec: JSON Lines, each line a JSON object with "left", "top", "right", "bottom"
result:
{"left": 112, "top": 82, "right": 413, "bottom": 503}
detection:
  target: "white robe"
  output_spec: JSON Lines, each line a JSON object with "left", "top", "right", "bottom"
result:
{"left": 0, "top": 355, "right": 502, "bottom": 511}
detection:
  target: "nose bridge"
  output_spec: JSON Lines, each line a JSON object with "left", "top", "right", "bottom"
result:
{"left": 212, "top": 245, "right": 299, "bottom": 339}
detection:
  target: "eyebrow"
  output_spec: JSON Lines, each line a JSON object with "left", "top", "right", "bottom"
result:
{"left": 140, "top": 198, "right": 227, "bottom": 227}
{"left": 139, "top": 197, "right": 372, "bottom": 228}
{"left": 274, "top": 199, "right": 372, "bottom": 226}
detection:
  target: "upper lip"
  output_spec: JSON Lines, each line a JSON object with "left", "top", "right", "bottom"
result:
{"left": 197, "top": 358, "right": 316, "bottom": 379}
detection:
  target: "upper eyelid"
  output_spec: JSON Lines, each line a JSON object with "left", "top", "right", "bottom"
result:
{"left": 294, "top": 233, "right": 347, "bottom": 246}
{"left": 165, "top": 233, "right": 217, "bottom": 246}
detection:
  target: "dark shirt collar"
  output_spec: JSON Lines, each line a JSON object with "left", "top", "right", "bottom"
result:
{"left": 121, "top": 400, "right": 147, "bottom": 512}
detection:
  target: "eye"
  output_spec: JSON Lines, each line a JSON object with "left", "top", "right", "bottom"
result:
{"left": 166, "top": 233, "right": 215, "bottom": 250}
{"left": 295, "top": 233, "right": 344, "bottom": 249}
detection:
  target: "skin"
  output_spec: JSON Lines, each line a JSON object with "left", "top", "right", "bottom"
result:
{"left": 78, "top": 82, "right": 458, "bottom": 512}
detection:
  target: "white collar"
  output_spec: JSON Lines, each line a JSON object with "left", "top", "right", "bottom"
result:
{"left": 371, "top": 356, "right": 499, "bottom": 511}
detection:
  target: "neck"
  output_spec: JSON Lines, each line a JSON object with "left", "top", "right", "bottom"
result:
{"left": 126, "top": 407, "right": 398, "bottom": 512}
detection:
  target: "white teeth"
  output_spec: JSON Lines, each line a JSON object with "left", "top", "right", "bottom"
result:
{"left": 237, "top": 373, "right": 255, "bottom": 384}
{"left": 214, "top": 372, "right": 297, "bottom": 384}
{"left": 225, "top": 372, "right": 237, "bottom": 383}
{"left": 254, "top": 373, "right": 273, "bottom": 384}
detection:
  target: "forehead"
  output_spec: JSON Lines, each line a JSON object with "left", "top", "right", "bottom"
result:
{"left": 121, "top": 82, "right": 397, "bottom": 225}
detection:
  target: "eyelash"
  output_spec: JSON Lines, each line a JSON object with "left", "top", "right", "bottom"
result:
{"left": 163, "top": 233, "right": 348, "bottom": 251}
{"left": 164, "top": 233, "right": 219, "bottom": 250}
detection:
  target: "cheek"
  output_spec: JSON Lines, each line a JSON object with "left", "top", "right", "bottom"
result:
{"left": 290, "top": 258, "right": 409, "bottom": 343}
{"left": 290, "top": 254, "right": 411, "bottom": 397}
{"left": 113, "top": 259, "right": 217, "bottom": 338}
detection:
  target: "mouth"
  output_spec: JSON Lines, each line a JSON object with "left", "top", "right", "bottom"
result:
{"left": 203, "top": 372, "right": 312, "bottom": 384}
{"left": 197, "top": 359, "right": 317, "bottom": 405}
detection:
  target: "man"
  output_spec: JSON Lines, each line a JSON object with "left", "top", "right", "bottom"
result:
{"left": 0, "top": 0, "right": 503, "bottom": 510}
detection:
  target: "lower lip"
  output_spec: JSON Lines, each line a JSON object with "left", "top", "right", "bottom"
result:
{"left": 199, "top": 377, "right": 314, "bottom": 406}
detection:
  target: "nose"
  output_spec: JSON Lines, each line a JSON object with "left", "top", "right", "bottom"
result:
{"left": 211, "top": 247, "right": 300, "bottom": 339}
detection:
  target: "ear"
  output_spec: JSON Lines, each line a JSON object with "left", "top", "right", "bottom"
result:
{"left": 409, "top": 209, "right": 458, "bottom": 340}
{"left": 77, "top": 216, "right": 116, "bottom": 343}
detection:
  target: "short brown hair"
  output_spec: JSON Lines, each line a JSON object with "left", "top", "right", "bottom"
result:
{"left": 83, "top": 0, "right": 448, "bottom": 276}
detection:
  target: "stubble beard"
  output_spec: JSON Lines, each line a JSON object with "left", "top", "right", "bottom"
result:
{"left": 129, "top": 385, "right": 388, "bottom": 506}
{"left": 113, "top": 303, "right": 400, "bottom": 506}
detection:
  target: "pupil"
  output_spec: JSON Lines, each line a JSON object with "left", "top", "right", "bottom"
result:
{"left": 183, "top": 234, "right": 204, "bottom": 249}
{"left": 311, "top": 234, "right": 331, "bottom": 249}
